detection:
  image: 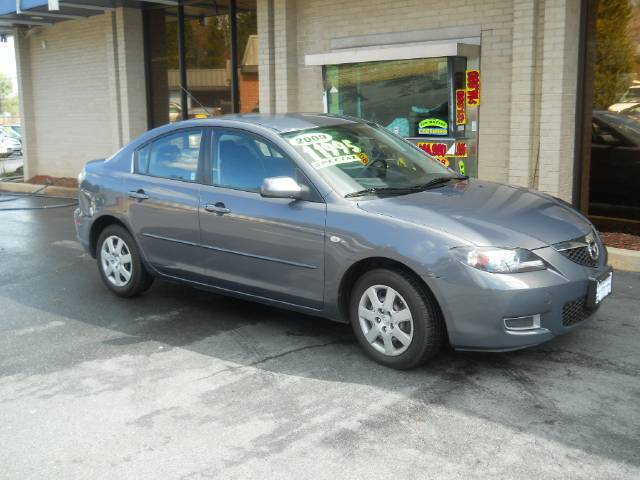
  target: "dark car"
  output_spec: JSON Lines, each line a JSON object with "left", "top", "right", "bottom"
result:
{"left": 74, "top": 114, "right": 612, "bottom": 369}
{"left": 590, "top": 111, "right": 640, "bottom": 219}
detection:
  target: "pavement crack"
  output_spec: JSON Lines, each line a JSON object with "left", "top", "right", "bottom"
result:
{"left": 249, "top": 339, "right": 342, "bottom": 366}
{"left": 197, "top": 339, "right": 344, "bottom": 381}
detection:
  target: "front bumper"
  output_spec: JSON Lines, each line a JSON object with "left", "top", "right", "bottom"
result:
{"left": 429, "top": 246, "right": 612, "bottom": 351}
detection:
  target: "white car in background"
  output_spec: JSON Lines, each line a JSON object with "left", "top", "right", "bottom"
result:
{"left": 0, "top": 131, "right": 21, "bottom": 157}
{"left": 608, "top": 84, "right": 640, "bottom": 113}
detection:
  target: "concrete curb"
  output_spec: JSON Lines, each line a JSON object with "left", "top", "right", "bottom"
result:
{"left": 0, "top": 181, "right": 78, "bottom": 198}
{"left": 608, "top": 247, "right": 640, "bottom": 273}
{"left": 607, "top": 247, "right": 640, "bottom": 272}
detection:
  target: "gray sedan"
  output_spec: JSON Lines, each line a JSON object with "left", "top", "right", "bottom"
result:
{"left": 75, "top": 114, "right": 612, "bottom": 369}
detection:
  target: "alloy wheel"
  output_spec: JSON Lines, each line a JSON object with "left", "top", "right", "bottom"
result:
{"left": 100, "top": 235, "right": 133, "bottom": 287}
{"left": 358, "top": 285, "right": 414, "bottom": 356}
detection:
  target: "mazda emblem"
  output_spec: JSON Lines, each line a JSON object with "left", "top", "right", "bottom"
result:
{"left": 587, "top": 236, "right": 599, "bottom": 260}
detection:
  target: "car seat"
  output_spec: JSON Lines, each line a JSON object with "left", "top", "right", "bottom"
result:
{"left": 219, "top": 140, "right": 265, "bottom": 191}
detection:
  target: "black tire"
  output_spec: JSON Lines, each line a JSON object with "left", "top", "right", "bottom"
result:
{"left": 96, "top": 224, "right": 154, "bottom": 297}
{"left": 349, "top": 268, "right": 444, "bottom": 369}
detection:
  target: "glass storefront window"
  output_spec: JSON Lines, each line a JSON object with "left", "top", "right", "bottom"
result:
{"left": 325, "top": 58, "right": 451, "bottom": 138}
{"left": 144, "top": 0, "right": 258, "bottom": 128}
{"left": 237, "top": 4, "right": 259, "bottom": 113}
{"left": 586, "top": 0, "right": 640, "bottom": 221}
{"left": 182, "top": 3, "right": 232, "bottom": 118}
{"left": 146, "top": 8, "right": 177, "bottom": 127}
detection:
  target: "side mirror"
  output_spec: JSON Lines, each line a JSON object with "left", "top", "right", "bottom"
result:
{"left": 260, "top": 176, "right": 309, "bottom": 200}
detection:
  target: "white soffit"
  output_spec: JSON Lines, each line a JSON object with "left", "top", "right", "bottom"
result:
{"left": 305, "top": 37, "right": 481, "bottom": 66}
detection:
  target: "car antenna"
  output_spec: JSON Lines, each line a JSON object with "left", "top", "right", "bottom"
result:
{"left": 178, "top": 84, "right": 213, "bottom": 118}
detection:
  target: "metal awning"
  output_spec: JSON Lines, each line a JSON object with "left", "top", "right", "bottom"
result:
{"left": 0, "top": 0, "right": 177, "bottom": 33}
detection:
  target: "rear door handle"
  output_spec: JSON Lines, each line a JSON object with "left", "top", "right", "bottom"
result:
{"left": 204, "top": 202, "right": 230, "bottom": 214}
{"left": 128, "top": 189, "right": 149, "bottom": 200}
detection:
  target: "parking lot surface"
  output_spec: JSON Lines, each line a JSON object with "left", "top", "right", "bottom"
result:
{"left": 1, "top": 197, "right": 639, "bottom": 479}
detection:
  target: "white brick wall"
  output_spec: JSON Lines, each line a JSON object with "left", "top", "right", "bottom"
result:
{"left": 259, "top": 0, "right": 583, "bottom": 199}
{"left": 14, "top": 8, "right": 146, "bottom": 179}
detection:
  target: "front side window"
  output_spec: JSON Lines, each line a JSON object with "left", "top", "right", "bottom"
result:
{"left": 136, "top": 129, "right": 202, "bottom": 182}
{"left": 213, "top": 131, "right": 298, "bottom": 191}
{"left": 282, "top": 122, "right": 454, "bottom": 197}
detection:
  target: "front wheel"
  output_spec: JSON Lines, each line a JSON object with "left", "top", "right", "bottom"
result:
{"left": 96, "top": 225, "right": 153, "bottom": 297}
{"left": 350, "top": 269, "right": 444, "bottom": 369}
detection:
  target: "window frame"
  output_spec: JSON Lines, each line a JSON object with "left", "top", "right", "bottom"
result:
{"left": 132, "top": 127, "right": 208, "bottom": 184}
{"left": 207, "top": 127, "right": 324, "bottom": 202}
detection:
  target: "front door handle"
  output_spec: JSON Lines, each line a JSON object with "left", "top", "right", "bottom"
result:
{"left": 128, "top": 189, "right": 149, "bottom": 200}
{"left": 204, "top": 202, "right": 231, "bottom": 214}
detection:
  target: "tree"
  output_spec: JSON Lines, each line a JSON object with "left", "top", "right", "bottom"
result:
{"left": 0, "top": 72, "right": 14, "bottom": 114}
{"left": 593, "top": 0, "right": 635, "bottom": 109}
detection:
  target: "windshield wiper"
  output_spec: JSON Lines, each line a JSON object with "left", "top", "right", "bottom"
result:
{"left": 416, "top": 175, "right": 468, "bottom": 189}
{"left": 344, "top": 186, "right": 423, "bottom": 198}
{"left": 344, "top": 175, "right": 468, "bottom": 198}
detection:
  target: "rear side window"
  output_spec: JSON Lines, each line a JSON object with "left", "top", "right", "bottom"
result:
{"left": 135, "top": 129, "right": 203, "bottom": 182}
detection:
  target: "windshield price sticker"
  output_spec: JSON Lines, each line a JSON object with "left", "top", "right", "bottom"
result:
{"left": 289, "top": 132, "right": 333, "bottom": 145}
{"left": 298, "top": 137, "right": 364, "bottom": 169}
{"left": 312, "top": 154, "right": 361, "bottom": 169}
{"left": 357, "top": 152, "right": 369, "bottom": 165}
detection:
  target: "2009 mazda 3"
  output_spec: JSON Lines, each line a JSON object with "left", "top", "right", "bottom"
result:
{"left": 75, "top": 113, "right": 613, "bottom": 369}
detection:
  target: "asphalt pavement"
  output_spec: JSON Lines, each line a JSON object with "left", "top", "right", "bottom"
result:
{"left": 0, "top": 196, "right": 639, "bottom": 479}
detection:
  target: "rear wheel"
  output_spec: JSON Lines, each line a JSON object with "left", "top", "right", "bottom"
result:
{"left": 350, "top": 268, "right": 444, "bottom": 369}
{"left": 96, "top": 225, "right": 153, "bottom": 297}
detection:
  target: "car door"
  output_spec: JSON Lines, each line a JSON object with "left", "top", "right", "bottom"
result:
{"left": 124, "top": 127, "right": 205, "bottom": 279}
{"left": 198, "top": 128, "right": 326, "bottom": 309}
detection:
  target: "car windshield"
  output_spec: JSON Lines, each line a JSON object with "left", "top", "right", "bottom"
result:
{"left": 281, "top": 122, "right": 456, "bottom": 197}
{"left": 4, "top": 126, "right": 20, "bottom": 139}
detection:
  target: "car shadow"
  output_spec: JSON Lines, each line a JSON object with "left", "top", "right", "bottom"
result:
{"left": 4, "top": 251, "right": 640, "bottom": 469}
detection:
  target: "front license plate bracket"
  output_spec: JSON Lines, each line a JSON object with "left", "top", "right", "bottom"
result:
{"left": 586, "top": 268, "right": 613, "bottom": 309}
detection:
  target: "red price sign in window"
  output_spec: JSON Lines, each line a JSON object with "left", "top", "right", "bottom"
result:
{"left": 466, "top": 70, "right": 480, "bottom": 106}
{"left": 417, "top": 142, "right": 450, "bottom": 167}
{"left": 455, "top": 89, "right": 466, "bottom": 125}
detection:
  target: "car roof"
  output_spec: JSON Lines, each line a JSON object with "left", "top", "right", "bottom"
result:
{"left": 216, "top": 113, "right": 362, "bottom": 133}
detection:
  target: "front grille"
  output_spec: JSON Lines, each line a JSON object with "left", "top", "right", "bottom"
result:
{"left": 553, "top": 231, "right": 603, "bottom": 268}
{"left": 562, "top": 296, "right": 596, "bottom": 327}
{"left": 560, "top": 246, "right": 598, "bottom": 268}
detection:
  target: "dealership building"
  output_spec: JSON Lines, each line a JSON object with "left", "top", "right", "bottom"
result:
{"left": 0, "top": 0, "right": 638, "bottom": 222}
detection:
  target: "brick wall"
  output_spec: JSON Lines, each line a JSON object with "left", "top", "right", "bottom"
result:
{"left": 240, "top": 71, "right": 260, "bottom": 113}
{"left": 258, "top": 0, "right": 583, "bottom": 200}
{"left": 14, "top": 8, "right": 146, "bottom": 179}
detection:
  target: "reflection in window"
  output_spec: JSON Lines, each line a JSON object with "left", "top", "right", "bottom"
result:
{"left": 144, "top": 0, "right": 258, "bottom": 127}
{"left": 214, "top": 132, "right": 295, "bottom": 191}
{"left": 234, "top": 3, "right": 259, "bottom": 113}
{"left": 587, "top": 0, "right": 640, "bottom": 221}
{"left": 143, "top": 130, "right": 202, "bottom": 182}
{"left": 325, "top": 58, "right": 450, "bottom": 138}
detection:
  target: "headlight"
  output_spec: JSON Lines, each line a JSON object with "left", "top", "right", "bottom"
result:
{"left": 450, "top": 247, "right": 546, "bottom": 273}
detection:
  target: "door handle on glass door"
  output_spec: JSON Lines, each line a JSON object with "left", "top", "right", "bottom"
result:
{"left": 204, "top": 202, "right": 231, "bottom": 214}
{"left": 128, "top": 189, "right": 149, "bottom": 200}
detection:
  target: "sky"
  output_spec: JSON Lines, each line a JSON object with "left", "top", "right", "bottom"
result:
{"left": 0, "top": 35, "right": 18, "bottom": 94}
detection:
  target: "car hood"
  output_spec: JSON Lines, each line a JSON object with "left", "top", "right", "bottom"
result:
{"left": 356, "top": 179, "right": 592, "bottom": 250}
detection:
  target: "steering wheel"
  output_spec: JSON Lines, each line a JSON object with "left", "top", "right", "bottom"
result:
{"left": 356, "top": 158, "right": 388, "bottom": 177}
